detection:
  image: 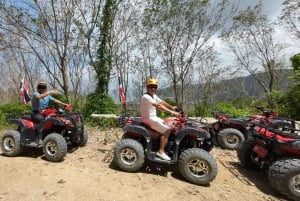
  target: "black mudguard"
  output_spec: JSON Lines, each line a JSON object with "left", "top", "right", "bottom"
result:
{"left": 123, "top": 124, "right": 151, "bottom": 141}
{"left": 9, "top": 119, "right": 27, "bottom": 130}
{"left": 176, "top": 127, "right": 210, "bottom": 142}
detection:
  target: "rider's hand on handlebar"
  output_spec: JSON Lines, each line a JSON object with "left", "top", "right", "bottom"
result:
{"left": 171, "top": 111, "right": 181, "bottom": 118}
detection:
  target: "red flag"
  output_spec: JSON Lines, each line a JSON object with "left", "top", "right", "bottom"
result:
{"left": 19, "top": 79, "right": 31, "bottom": 105}
{"left": 117, "top": 68, "right": 126, "bottom": 105}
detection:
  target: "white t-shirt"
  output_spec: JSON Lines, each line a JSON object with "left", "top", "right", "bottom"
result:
{"left": 140, "top": 93, "right": 163, "bottom": 120}
{"left": 140, "top": 93, "right": 169, "bottom": 133}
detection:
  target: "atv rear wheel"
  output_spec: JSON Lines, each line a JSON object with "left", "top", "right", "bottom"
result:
{"left": 42, "top": 133, "right": 67, "bottom": 162}
{"left": 114, "top": 138, "right": 145, "bottom": 172}
{"left": 268, "top": 158, "right": 300, "bottom": 201}
{"left": 217, "top": 128, "right": 245, "bottom": 150}
{"left": 178, "top": 148, "right": 218, "bottom": 185}
{"left": 0, "top": 130, "right": 23, "bottom": 156}
{"left": 237, "top": 138, "right": 262, "bottom": 170}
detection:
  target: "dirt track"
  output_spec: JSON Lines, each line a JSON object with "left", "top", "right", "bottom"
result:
{"left": 0, "top": 127, "right": 290, "bottom": 201}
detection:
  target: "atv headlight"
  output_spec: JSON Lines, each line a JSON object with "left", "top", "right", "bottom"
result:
{"left": 65, "top": 120, "right": 73, "bottom": 125}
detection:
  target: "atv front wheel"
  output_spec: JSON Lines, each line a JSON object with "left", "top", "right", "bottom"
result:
{"left": 42, "top": 133, "right": 67, "bottom": 162}
{"left": 113, "top": 138, "right": 145, "bottom": 172}
{"left": 178, "top": 148, "right": 218, "bottom": 185}
{"left": 237, "top": 138, "right": 262, "bottom": 170}
{"left": 217, "top": 128, "right": 245, "bottom": 150}
{"left": 79, "top": 131, "right": 88, "bottom": 147}
{"left": 268, "top": 158, "right": 300, "bottom": 201}
{"left": 271, "top": 120, "right": 293, "bottom": 131}
{"left": 0, "top": 130, "right": 23, "bottom": 156}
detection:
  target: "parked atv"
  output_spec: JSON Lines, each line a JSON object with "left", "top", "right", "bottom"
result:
{"left": 212, "top": 107, "right": 294, "bottom": 150}
{"left": 237, "top": 123, "right": 300, "bottom": 201}
{"left": 0, "top": 104, "right": 88, "bottom": 162}
{"left": 113, "top": 109, "right": 218, "bottom": 185}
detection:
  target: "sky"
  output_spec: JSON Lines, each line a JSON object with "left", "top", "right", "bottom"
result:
{"left": 209, "top": 0, "right": 300, "bottom": 75}
{"left": 248, "top": 0, "right": 282, "bottom": 20}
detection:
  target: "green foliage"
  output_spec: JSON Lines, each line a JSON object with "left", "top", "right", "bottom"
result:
{"left": 86, "top": 116, "right": 117, "bottom": 130}
{"left": 94, "top": 0, "right": 117, "bottom": 94}
{"left": 84, "top": 93, "right": 118, "bottom": 117}
{"left": 194, "top": 98, "right": 268, "bottom": 118}
{"left": 290, "top": 53, "right": 300, "bottom": 72}
{"left": 213, "top": 102, "right": 247, "bottom": 117}
{"left": 194, "top": 103, "right": 211, "bottom": 117}
{"left": 279, "top": 53, "right": 300, "bottom": 120}
{"left": 0, "top": 102, "right": 31, "bottom": 129}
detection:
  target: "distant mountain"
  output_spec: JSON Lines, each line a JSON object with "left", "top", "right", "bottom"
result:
{"left": 158, "top": 69, "right": 293, "bottom": 103}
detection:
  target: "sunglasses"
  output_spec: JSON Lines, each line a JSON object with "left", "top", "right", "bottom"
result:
{"left": 38, "top": 86, "right": 47, "bottom": 90}
{"left": 148, "top": 85, "right": 158, "bottom": 89}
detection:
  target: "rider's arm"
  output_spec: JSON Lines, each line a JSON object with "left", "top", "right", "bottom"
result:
{"left": 54, "top": 99, "right": 66, "bottom": 106}
{"left": 161, "top": 101, "right": 177, "bottom": 111}
{"left": 154, "top": 102, "right": 173, "bottom": 114}
{"left": 36, "top": 90, "right": 59, "bottom": 99}
{"left": 154, "top": 102, "right": 180, "bottom": 117}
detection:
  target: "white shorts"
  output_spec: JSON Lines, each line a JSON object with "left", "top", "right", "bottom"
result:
{"left": 142, "top": 116, "right": 169, "bottom": 134}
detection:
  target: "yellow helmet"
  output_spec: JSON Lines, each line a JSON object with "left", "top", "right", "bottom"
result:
{"left": 146, "top": 78, "right": 158, "bottom": 86}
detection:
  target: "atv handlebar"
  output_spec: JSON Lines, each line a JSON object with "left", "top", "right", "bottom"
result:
{"left": 174, "top": 107, "right": 188, "bottom": 122}
{"left": 64, "top": 104, "right": 72, "bottom": 111}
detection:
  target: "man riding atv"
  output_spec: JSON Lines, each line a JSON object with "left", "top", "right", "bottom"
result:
{"left": 114, "top": 78, "right": 218, "bottom": 185}
{"left": 140, "top": 78, "right": 180, "bottom": 160}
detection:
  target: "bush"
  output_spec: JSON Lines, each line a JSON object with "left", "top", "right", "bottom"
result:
{"left": 214, "top": 99, "right": 269, "bottom": 117}
{"left": 86, "top": 116, "right": 117, "bottom": 130}
{"left": 194, "top": 103, "right": 211, "bottom": 117}
{"left": 0, "top": 102, "right": 31, "bottom": 129}
{"left": 84, "top": 93, "right": 118, "bottom": 117}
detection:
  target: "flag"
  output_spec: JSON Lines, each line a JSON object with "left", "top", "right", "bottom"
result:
{"left": 117, "top": 68, "right": 126, "bottom": 105}
{"left": 19, "top": 79, "right": 31, "bottom": 105}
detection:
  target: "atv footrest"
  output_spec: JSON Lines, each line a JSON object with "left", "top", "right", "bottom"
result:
{"left": 22, "top": 140, "right": 41, "bottom": 147}
{"left": 25, "top": 142, "right": 41, "bottom": 147}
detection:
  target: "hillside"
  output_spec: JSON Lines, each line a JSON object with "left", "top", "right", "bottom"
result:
{"left": 159, "top": 69, "right": 293, "bottom": 102}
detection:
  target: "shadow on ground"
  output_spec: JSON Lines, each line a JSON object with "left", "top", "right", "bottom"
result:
{"left": 220, "top": 160, "right": 289, "bottom": 201}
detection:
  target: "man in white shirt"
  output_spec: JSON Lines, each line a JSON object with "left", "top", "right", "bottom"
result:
{"left": 140, "top": 78, "right": 180, "bottom": 160}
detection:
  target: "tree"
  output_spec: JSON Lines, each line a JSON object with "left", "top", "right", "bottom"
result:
{"left": 281, "top": 53, "right": 300, "bottom": 119}
{"left": 280, "top": 0, "right": 300, "bottom": 42}
{"left": 93, "top": 0, "right": 117, "bottom": 94}
{"left": 0, "top": 0, "right": 103, "bottom": 104}
{"left": 140, "top": 0, "right": 236, "bottom": 108}
{"left": 222, "top": 3, "right": 286, "bottom": 108}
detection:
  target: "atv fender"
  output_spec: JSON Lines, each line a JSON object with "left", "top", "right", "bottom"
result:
{"left": 9, "top": 119, "right": 28, "bottom": 130}
{"left": 123, "top": 125, "right": 151, "bottom": 141}
{"left": 176, "top": 127, "right": 210, "bottom": 142}
{"left": 46, "top": 117, "right": 65, "bottom": 126}
{"left": 38, "top": 117, "right": 65, "bottom": 133}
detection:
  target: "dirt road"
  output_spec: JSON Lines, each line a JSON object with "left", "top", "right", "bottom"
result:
{"left": 0, "top": 127, "right": 289, "bottom": 201}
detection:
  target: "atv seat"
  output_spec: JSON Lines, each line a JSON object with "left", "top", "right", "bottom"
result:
{"left": 127, "top": 117, "right": 160, "bottom": 139}
{"left": 22, "top": 114, "right": 33, "bottom": 121}
{"left": 227, "top": 118, "right": 248, "bottom": 125}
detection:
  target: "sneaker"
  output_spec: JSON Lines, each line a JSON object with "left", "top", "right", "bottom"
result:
{"left": 156, "top": 152, "right": 171, "bottom": 161}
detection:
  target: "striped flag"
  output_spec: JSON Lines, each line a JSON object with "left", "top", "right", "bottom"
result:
{"left": 19, "top": 79, "right": 31, "bottom": 105}
{"left": 117, "top": 68, "right": 126, "bottom": 105}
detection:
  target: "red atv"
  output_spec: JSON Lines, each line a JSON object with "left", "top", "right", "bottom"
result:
{"left": 0, "top": 104, "right": 88, "bottom": 162}
{"left": 212, "top": 107, "right": 294, "bottom": 150}
{"left": 113, "top": 109, "right": 218, "bottom": 185}
{"left": 237, "top": 123, "right": 300, "bottom": 201}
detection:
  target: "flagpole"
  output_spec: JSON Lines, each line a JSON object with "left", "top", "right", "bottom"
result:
{"left": 117, "top": 67, "right": 126, "bottom": 112}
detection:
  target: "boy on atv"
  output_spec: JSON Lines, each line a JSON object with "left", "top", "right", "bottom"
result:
{"left": 31, "top": 81, "right": 67, "bottom": 122}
